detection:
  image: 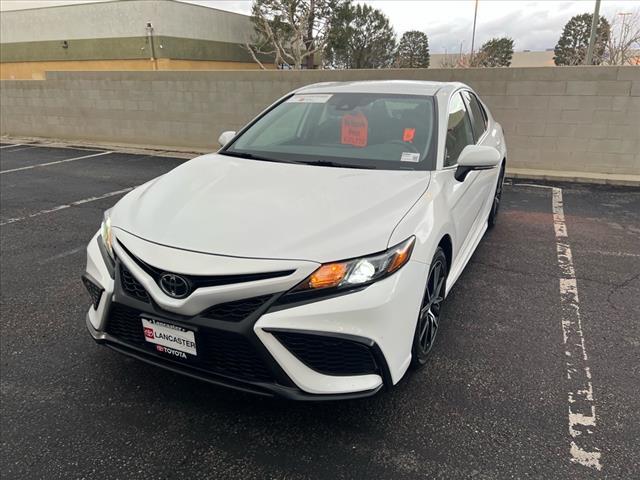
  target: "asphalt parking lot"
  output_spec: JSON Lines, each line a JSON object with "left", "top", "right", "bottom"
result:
{"left": 1, "top": 141, "right": 638, "bottom": 479}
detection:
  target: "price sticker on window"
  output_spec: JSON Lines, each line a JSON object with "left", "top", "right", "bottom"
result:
{"left": 341, "top": 112, "right": 368, "bottom": 147}
{"left": 401, "top": 152, "right": 420, "bottom": 162}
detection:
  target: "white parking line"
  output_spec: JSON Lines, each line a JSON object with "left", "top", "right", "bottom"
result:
{"left": 0, "top": 187, "right": 135, "bottom": 226}
{"left": 583, "top": 249, "right": 640, "bottom": 258}
{"left": 0, "top": 150, "right": 113, "bottom": 174}
{"left": 552, "top": 187, "right": 602, "bottom": 471}
{"left": 38, "top": 246, "right": 85, "bottom": 265}
{"left": 516, "top": 183, "right": 602, "bottom": 470}
{"left": 0, "top": 146, "right": 38, "bottom": 154}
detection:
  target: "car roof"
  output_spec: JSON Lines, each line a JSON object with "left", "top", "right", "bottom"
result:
{"left": 295, "top": 80, "right": 467, "bottom": 96}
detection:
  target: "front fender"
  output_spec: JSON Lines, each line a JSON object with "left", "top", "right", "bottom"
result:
{"left": 387, "top": 178, "right": 454, "bottom": 267}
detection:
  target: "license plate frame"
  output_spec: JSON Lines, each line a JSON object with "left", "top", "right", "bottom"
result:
{"left": 141, "top": 317, "right": 198, "bottom": 359}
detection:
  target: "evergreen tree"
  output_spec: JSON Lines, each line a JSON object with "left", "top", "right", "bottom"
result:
{"left": 475, "top": 37, "right": 514, "bottom": 67}
{"left": 396, "top": 30, "right": 430, "bottom": 68}
{"left": 554, "top": 13, "right": 610, "bottom": 65}
{"left": 325, "top": 2, "right": 396, "bottom": 69}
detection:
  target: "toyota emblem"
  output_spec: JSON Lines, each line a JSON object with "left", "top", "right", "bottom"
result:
{"left": 159, "top": 273, "right": 190, "bottom": 299}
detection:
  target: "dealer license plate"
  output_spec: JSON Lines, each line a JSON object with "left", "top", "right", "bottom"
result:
{"left": 141, "top": 318, "right": 197, "bottom": 358}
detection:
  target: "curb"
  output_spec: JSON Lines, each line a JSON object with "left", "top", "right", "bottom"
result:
{"left": 2, "top": 136, "right": 638, "bottom": 187}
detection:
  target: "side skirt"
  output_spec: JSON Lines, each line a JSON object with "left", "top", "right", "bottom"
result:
{"left": 445, "top": 220, "right": 488, "bottom": 297}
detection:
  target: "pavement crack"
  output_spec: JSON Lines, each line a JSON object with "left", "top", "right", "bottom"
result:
{"left": 604, "top": 272, "right": 640, "bottom": 312}
{"left": 474, "top": 260, "right": 637, "bottom": 291}
{"left": 473, "top": 261, "right": 553, "bottom": 280}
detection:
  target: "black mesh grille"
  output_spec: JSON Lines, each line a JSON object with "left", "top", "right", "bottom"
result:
{"left": 106, "top": 303, "right": 144, "bottom": 344}
{"left": 272, "top": 331, "right": 378, "bottom": 376}
{"left": 201, "top": 295, "right": 273, "bottom": 322}
{"left": 120, "top": 265, "right": 150, "bottom": 303}
{"left": 197, "top": 329, "right": 272, "bottom": 381}
{"left": 105, "top": 304, "right": 273, "bottom": 383}
{"left": 82, "top": 276, "right": 103, "bottom": 309}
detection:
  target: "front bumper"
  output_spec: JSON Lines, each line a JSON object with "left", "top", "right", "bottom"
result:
{"left": 86, "top": 314, "right": 384, "bottom": 400}
{"left": 84, "top": 229, "right": 427, "bottom": 399}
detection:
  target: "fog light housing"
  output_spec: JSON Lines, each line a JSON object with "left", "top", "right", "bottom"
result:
{"left": 82, "top": 275, "right": 104, "bottom": 310}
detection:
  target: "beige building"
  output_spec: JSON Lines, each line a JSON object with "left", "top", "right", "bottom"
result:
{"left": 0, "top": 0, "right": 272, "bottom": 80}
{"left": 430, "top": 50, "right": 556, "bottom": 68}
{"left": 430, "top": 49, "right": 640, "bottom": 68}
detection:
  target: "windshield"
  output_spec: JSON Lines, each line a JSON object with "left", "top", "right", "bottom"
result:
{"left": 222, "top": 92, "right": 437, "bottom": 170}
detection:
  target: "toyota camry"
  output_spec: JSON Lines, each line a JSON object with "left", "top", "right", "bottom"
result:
{"left": 83, "top": 80, "right": 507, "bottom": 399}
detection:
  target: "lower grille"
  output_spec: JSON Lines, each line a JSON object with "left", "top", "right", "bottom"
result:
{"left": 197, "top": 329, "right": 272, "bottom": 381}
{"left": 105, "top": 303, "right": 274, "bottom": 383}
{"left": 272, "top": 331, "right": 378, "bottom": 376}
{"left": 106, "top": 303, "right": 144, "bottom": 344}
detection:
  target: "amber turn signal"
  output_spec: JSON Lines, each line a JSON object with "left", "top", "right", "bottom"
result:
{"left": 386, "top": 237, "right": 415, "bottom": 273}
{"left": 308, "top": 262, "right": 348, "bottom": 289}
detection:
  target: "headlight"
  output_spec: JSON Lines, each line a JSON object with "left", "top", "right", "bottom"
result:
{"left": 100, "top": 209, "right": 114, "bottom": 259}
{"left": 294, "top": 236, "right": 415, "bottom": 293}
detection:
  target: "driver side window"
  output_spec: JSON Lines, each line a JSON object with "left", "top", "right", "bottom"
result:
{"left": 247, "top": 103, "right": 309, "bottom": 147}
{"left": 444, "top": 93, "right": 474, "bottom": 167}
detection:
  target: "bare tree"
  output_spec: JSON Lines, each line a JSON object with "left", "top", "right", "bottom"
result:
{"left": 439, "top": 53, "right": 470, "bottom": 68}
{"left": 438, "top": 44, "right": 472, "bottom": 69}
{"left": 246, "top": 0, "right": 338, "bottom": 70}
{"left": 438, "top": 49, "right": 482, "bottom": 69}
{"left": 604, "top": 10, "right": 640, "bottom": 65}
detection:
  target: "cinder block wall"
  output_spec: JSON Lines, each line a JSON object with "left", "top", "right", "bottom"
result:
{"left": 1, "top": 66, "right": 639, "bottom": 176}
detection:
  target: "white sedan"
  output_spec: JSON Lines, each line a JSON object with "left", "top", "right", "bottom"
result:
{"left": 83, "top": 80, "right": 507, "bottom": 400}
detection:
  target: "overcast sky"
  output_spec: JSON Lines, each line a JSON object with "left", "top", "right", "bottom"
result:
{"left": 1, "top": 0, "right": 637, "bottom": 53}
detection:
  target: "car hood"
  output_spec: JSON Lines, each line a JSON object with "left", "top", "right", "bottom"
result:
{"left": 112, "top": 153, "right": 430, "bottom": 263}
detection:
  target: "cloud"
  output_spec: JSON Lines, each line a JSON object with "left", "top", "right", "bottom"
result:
{"left": 357, "top": 0, "right": 633, "bottom": 52}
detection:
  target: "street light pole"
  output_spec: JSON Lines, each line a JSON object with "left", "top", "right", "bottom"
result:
{"left": 470, "top": 0, "right": 479, "bottom": 63}
{"left": 618, "top": 12, "right": 632, "bottom": 35}
{"left": 585, "top": 0, "right": 601, "bottom": 65}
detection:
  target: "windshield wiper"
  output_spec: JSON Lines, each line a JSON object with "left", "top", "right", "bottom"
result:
{"left": 221, "top": 151, "right": 372, "bottom": 169}
{"left": 220, "top": 151, "right": 301, "bottom": 164}
{"left": 306, "top": 160, "right": 373, "bottom": 170}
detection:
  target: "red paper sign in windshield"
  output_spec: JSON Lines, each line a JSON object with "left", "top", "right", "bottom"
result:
{"left": 341, "top": 112, "right": 368, "bottom": 147}
{"left": 403, "top": 128, "right": 416, "bottom": 143}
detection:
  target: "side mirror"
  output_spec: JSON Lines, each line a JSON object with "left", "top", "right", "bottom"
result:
{"left": 455, "top": 145, "right": 501, "bottom": 181}
{"left": 218, "top": 130, "right": 236, "bottom": 148}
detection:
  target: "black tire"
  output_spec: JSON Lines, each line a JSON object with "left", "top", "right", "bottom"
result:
{"left": 488, "top": 162, "right": 505, "bottom": 229}
{"left": 411, "top": 247, "right": 447, "bottom": 367}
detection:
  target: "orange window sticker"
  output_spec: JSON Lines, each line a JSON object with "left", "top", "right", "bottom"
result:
{"left": 341, "top": 112, "right": 368, "bottom": 147}
{"left": 403, "top": 128, "right": 416, "bottom": 143}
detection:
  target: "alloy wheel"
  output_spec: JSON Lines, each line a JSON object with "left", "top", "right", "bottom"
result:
{"left": 417, "top": 258, "right": 445, "bottom": 356}
{"left": 492, "top": 170, "right": 504, "bottom": 217}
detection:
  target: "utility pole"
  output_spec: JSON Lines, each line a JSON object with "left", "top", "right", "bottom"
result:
{"left": 585, "top": 0, "right": 601, "bottom": 65}
{"left": 470, "top": 0, "right": 479, "bottom": 63}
